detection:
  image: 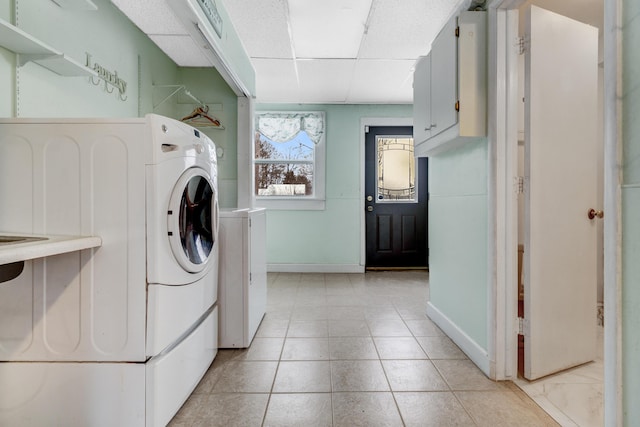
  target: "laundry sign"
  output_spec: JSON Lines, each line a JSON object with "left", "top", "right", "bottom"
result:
{"left": 85, "top": 53, "right": 128, "bottom": 101}
{"left": 197, "top": 0, "right": 223, "bottom": 38}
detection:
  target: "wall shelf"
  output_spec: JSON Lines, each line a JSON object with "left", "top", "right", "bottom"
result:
{"left": 0, "top": 234, "right": 102, "bottom": 266}
{"left": 0, "top": 17, "right": 97, "bottom": 77}
{"left": 0, "top": 233, "right": 102, "bottom": 283}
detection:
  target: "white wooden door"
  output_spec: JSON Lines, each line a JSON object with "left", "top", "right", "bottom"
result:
{"left": 523, "top": 5, "right": 599, "bottom": 380}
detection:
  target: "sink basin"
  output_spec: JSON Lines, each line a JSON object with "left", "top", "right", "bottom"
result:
{"left": 0, "top": 235, "right": 47, "bottom": 246}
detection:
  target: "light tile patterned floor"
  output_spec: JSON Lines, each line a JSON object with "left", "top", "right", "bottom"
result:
{"left": 169, "top": 272, "right": 558, "bottom": 426}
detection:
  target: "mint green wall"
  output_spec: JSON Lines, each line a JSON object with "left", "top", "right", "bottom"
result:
{"left": 0, "top": 0, "right": 237, "bottom": 126}
{"left": 8, "top": 0, "right": 176, "bottom": 118}
{"left": 428, "top": 140, "right": 488, "bottom": 350}
{"left": 256, "top": 103, "right": 412, "bottom": 267}
{"left": 177, "top": 68, "right": 238, "bottom": 208}
{"left": 622, "top": 0, "right": 640, "bottom": 422}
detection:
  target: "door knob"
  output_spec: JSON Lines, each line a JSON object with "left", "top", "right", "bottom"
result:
{"left": 588, "top": 209, "right": 604, "bottom": 220}
{"left": 367, "top": 206, "right": 373, "bottom": 212}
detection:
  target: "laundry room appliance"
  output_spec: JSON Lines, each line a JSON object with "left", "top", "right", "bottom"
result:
{"left": 0, "top": 114, "right": 219, "bottom": 427}
{"left": 218, "top": 208, "right": 267, "bottom": 348}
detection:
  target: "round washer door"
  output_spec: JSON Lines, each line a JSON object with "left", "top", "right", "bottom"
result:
{"left": 167, "top": 167, "right": 217, "bottom": 273}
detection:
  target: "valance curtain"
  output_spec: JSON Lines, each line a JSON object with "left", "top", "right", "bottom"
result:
{"left": 256, "top": 113, "right": 324, "bottom": 145}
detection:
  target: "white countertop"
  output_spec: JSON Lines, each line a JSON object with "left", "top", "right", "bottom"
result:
{"left": 0, "top": 233, "right": 102, "bottom": 265}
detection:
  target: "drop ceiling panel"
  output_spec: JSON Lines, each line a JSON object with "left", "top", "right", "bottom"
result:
{"left": 289, "top": 0, "right": 372, "bottom": 58}
{"left": 347, "top": 59, "right": 414, "bottom": 103}
{"left": 296, "top": 59, "right": 356, "bottom": 103}
{"left": 110, "top": 0, "right": 186, "bottom": 35}
{"left": 149, "top": 35, "right": 212, "bottom": 67}
{"left": 222, "top": 0, "right": 294, "bottom": 59}
{"left": 252, "top": 58, "right": 300, "bottom": 103}
{"left": 359, "top": 0, "right": 457, "bottom": 59}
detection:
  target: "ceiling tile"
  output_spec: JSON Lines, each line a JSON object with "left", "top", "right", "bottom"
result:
{"left": 110, "top": 0, "right": 186, "bottom": 35}
{"left": 149, "top": 35, "right": 212, "bottom": 67}
{"left": 346, "top": 59, "right": 414, "bottom": 103}
{"left": 222, "top": 0, "right": 294, "bottom": 59}
{"left": 296, "top": 59, "right": 356, "bottom": 103}
{"left": 252, "top": 58, "right": 300, "bottom": 103}
{"left": 289, "top": 0, "right": 372, "bottom": 58}
{"left": 359, "top": 0, "right": 460, "bottom": 59}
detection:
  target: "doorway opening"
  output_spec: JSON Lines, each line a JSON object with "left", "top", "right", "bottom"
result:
{"left": 499, "top": 1, "right": 605, "bottom": 425}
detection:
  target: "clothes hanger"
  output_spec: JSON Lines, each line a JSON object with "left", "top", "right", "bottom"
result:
{"left": 181, "top": 105, "right": 224, "bottom": 128}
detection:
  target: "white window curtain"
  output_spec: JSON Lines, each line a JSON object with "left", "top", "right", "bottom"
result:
{"left": 256, "top": 113, "right": 324, "bottom": 145}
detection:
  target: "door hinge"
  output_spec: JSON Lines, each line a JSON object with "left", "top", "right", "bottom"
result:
{"left": 455, "top": 100, "right": 460, "bottom": 112}
{"left": 514, "top": 176, "right": 525, "bottom": 194}
{"left": 518, "top": 317, "right": 528, "bottom": 335}
{"left": 517, "top": 36, "right": 528, "bottom": 55}
{"left": 249, "top": 218, "right": 252, "bottom": 227}
{"left": 250, "top": 272, "right": 252, "bottom": 282}
{"left": 455, "top": 26, "right": 460, "bottom": 37}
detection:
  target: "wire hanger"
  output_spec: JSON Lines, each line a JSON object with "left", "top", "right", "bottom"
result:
{"left": 153, "top": 84, "right": 225, "bottom": 129}
{"left": 181, "top": 105, "right": 224, "bottom": 129}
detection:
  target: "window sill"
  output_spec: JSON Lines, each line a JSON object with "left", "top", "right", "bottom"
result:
{"left": 254, "top": 198, "right": 325, "bottom": 211}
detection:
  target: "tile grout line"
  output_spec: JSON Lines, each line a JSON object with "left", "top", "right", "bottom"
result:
{"left": 260, "top": 308, "right": 292, "bottom": 427}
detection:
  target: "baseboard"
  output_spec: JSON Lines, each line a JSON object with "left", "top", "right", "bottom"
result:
{"left": 267, "top": 264, "right": 365, "bottom": 273}
{"left": 426, "top": 302, "right": 491, "bottom": 377}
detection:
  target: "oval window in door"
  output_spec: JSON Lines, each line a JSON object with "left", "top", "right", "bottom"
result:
{"left": 168, "top": 168, "right": 216, "bottom": 272}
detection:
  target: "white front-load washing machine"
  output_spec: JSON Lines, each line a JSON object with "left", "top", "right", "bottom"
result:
{"left": 145, "top": 115, "right": 219, "bottom": 357}
{"left": 0, "top": 114, "right": 219, "bottom": 427}
{"left": 144, "top": 115, "right": 220, "bottom": 425}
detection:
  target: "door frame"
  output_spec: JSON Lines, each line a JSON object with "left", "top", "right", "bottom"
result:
{"left": 489, "top": 0, "right": 621, "bottom": 425}
{"left": 359, "top": 118, "right": 413, "bottom": 269}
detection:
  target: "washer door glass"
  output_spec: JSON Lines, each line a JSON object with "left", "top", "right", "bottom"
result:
{"left": 169, "top": 168, "right": 217, "bottom": 272}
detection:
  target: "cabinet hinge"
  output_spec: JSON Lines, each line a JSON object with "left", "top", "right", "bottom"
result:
{"left": 455, "top": 26, "right": 460, "bottom": 37}
{"left": 514, "top": 176, "right": 525, "bottom": 194}
{"left": 455, "top": 100, "right": 460, "bottom": 112}
{"left": 517, "top": 36, "right": 528, "bottom": 55}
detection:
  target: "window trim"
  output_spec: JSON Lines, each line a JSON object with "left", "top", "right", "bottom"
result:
{"left": 253, "top": 111, "right": 326, "bottom": 211}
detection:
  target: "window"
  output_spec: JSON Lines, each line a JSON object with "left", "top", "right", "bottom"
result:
{"left": 254, "top": 112, "right": 326, "bottom": 210}
{"left": 376, "top": 136, "right": 417, "bottom": 202}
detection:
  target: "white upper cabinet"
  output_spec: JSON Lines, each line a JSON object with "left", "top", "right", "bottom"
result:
{"left": 413, "top": 11, "right": 487, "bottom": 157}
{"left": 412, "top": 54, "right": 432, "bottom": 143}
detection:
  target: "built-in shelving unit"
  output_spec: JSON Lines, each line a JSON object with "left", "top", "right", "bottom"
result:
{"left": 0, "top": 17, "right": 97, "bottom": 77}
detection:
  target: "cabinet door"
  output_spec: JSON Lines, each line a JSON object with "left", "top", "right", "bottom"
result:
{"left": 413, "top": 55, "right": 431, "bottom": 143}
{"left": 430, "top": 16, "right": 458, "bottom": 137}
